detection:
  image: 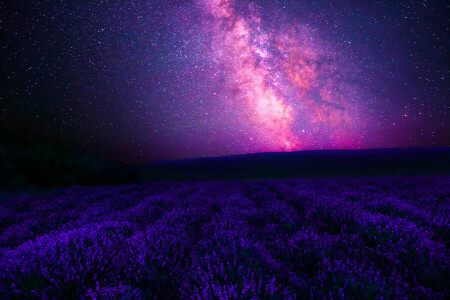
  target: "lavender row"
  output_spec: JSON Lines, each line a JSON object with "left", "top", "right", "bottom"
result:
{"left": 0, "top": 176, "right": 449, "bottom": 299}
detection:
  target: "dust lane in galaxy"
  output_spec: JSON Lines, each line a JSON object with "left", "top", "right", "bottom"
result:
{"left": 195, "top": 0, "right": 363, "bottom": 152}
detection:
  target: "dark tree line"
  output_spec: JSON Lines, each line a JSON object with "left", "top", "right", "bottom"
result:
{"left": 0, "top": 142, "right": 138, "bottom": 191}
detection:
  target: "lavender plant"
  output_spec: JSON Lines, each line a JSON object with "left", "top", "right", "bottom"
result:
{"left": 0, "top": 176, "right": 448, "bottom": 299}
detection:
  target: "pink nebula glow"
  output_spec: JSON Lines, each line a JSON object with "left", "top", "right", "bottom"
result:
{"left": 198, "top": 0, "right": 363, "bottom": 151}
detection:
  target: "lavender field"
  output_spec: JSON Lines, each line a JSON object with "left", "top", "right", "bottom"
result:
{"left": 0, "top": 176, "right": 449, "bottom": 299}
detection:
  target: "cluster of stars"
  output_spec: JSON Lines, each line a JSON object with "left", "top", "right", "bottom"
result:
{"left": 1, "top": 0, "right": 448, "bottom": 162}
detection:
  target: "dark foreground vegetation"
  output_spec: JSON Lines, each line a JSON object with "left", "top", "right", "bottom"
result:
{"left": 1, "top": 176, "right": 448, "bottom": 299}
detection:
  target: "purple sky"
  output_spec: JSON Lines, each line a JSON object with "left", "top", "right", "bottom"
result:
{"left": 2, "top": 0, "right": 448, "bottom": 162}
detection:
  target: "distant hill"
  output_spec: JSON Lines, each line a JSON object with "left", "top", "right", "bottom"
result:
{"left": 1, "top": 145, "right": 449, "bottom": 191}
{"left": 137, "top": 147, "right": 450, "bottom": 181}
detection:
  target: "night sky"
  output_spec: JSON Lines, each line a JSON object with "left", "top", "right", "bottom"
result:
{"left": 2, "top": 0, "right": 448, "bottom": 163}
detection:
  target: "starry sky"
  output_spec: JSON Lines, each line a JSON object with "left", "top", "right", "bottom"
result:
{"left": 1, "top": 0, "right": 448, "bottom": 162}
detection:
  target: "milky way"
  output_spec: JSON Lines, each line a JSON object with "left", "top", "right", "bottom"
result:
{"left": 195, "top": 0, "right": 362, "bottom": 152}
{"left": 2, "top": 0, "right": 448, "bottom": 162}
